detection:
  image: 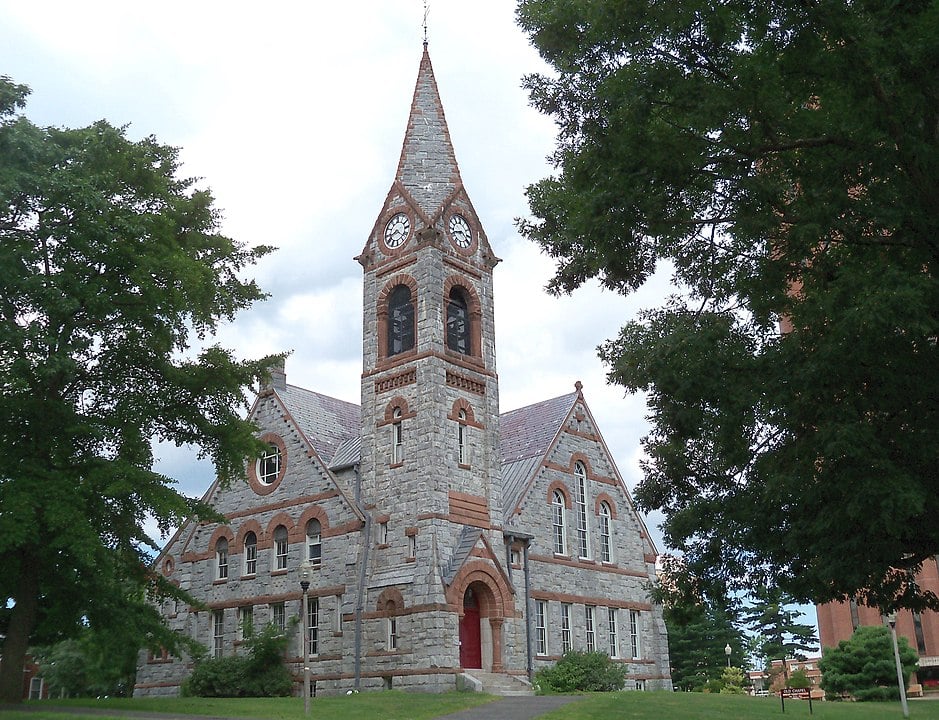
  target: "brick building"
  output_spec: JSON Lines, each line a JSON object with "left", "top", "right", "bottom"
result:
{"left": 817, "top": 559, "right": 939, "bottom": 692}
{"left": 134, "top": 45, "right": 671, "bottom": 696}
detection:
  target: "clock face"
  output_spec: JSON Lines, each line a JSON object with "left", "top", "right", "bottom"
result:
{"left": 448, "top": 214, "right": 473, "bottom": 249}
{"left": 384, "top": 213, "right": 410, "bottom": 249}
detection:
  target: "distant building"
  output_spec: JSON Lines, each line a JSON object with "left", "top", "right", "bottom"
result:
{"left": 134, "top": 44, "right": 671, "bottom": 697}
{"left": 817, "top": 559, "right": 939, "bottom": 693}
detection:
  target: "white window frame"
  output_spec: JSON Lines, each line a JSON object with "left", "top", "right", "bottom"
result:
{"left": 257, "top": 443, "right": 281, "bottom": 485}
{"left": 271, "top": 602, "right": 286, "bottom": 633}
{"left": 407, "top": 533, "right": 416, "bottom": 559}
{"left": 273, "top": 525, "right": 288, "bottom": 571}
{"left": 629, "top": 609, "right": 641, "bottom": 659}
{"left": 216, "top": 538, "right": 229, "bottom": 581}
{"left": 379, "top": 521, "right": 389, "bottom": 545}
{"left": 561, "top": 603, "right": 572, "bottom": 654}
{"left": 457, "top": 409, "right": 468, "bottom": 464}
{"left": 307, "top": 520, "right": 322, "bottom": 566}
{"left": 238, "top": 605, "right": 253, "bottom": 641}
{"left": 585, "top": 605, "right": 596, "bottom": 652}
{"left": 392, "top": 408, "right": 404, "bottom": 463}
{"left": 244, "top": 531, "right": 257, "bottom": 576}
{"left": 599, "top": 502, "right": 612, "bottom": 563}
{"left": 387, "top": 615, "right": 398, "bottom": 651}
{"left": 608, "top": 608, "right": 619, "bottom": 658}
{"left": 552, "top": 490, "right": 567, "bottom": 555}
{"left": 574, "top": 463, "right": 590, "bottom": 559}
{"left": 535, "top": 600, "right": 548, "bottom": 656}
{"left": 213, "top": 609, "right": 224, "bottom": 658}
{"left": 306, "top": 596, "right": 319, "bottom": 657}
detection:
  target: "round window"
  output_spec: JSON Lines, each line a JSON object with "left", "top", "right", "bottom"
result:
{"left": 256, "top": 443, "right": 282, "bottom": 485}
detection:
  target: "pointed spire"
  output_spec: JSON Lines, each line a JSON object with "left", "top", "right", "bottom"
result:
{"left": 394, "top": 46, "right": 463, "bottom": 220}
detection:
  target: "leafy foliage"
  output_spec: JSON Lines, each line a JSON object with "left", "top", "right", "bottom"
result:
{"left": 718, "top": 666, "right": 746, "bottom": 695}
{"left": 516, "top": 0, "right": 939, "bottom": 611}
{"left": 742, "top": 585, "right": 817, "bottom": 670}
{"left": 662, "top": 600, "right": 746, "bottom": 692}
{"left": 0, "top": 75, "right": 277, "bottom": 702}
{"left": 787, "top": 669, "right": 811, "bottom": 690}
{"left": 819, "top": 625, "right": 917, "bottom": 701}
{"left": 182, "top": 624, "right": 293, "bottom": 698}
{"left": 535, "top": 651, "right": 627, "bottom": 693}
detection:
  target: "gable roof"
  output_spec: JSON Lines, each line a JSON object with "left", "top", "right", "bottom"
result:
{"left": 275, "top": 384, "right": 360, "bottom": 467}
{"left": 500, "top": 391, "right": 579, "bottom": 518}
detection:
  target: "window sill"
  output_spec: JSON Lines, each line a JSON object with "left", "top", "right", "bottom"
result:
{"left": 213, "top": 578, "right": 228, "bottom": 585}
{"left": 553, "top": 553, "right": 570, "bottom": 560}
{"left": 377, "top": 544, "right": 390, "bottom": 550}
{"left": 458, "top": 463, "right": 471, "bottom": 470}
{"left": 240, "top": 574, "right": 256, "bottom": 581}
{"left": 405, "top": 557, "right": 416, "bottom": 563}
{"left": 390, "top": 462, "right": 404, "bottom": 469}
{"left": 271, "top": 569, "right": 289, "bottom": 576}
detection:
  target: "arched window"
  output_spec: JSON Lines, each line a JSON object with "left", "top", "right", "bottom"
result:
{"left": 457, "top": 408, "right": 468, "bottom": 465}
{"left": 599, "top": 502, "right": 612, "bottom": 563}
{"left": 243, "top": 531, "right": 257, "bottom": 575}
{"left": 391, "top": 407, "right": 404, "bottom": 463}
{"left": 387, "top": 285, "right": 415, "bottom": 356}
{"left": 307, "top": 519, "right": 322, "bottom": 567}
{"left": 552, "top": 490, "right": 567, "bottom": 555}
{"left": 216, "top": 538, "right": 229, "bottom": 580}
{"left": 446, "top": 287, "right": 469, "bottom": 354}
{"left": 273, "top": 525, "right": 288, "bottom": 571}
{"left": 574, "top": 462, "right": 590, "bottom": 559}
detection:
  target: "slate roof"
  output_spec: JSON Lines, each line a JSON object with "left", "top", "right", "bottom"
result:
{"left": 276, "top": 384, "right": 360, "bottom": 466}
{"left": 276, "top": 384, "right": 577, "bottom": 521}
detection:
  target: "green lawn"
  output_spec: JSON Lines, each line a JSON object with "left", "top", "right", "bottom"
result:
{"left": 1, "top": 690, "right": 495, "bottom": 720}
{"left": 540, "top": 692, "right": 939, "bottom": 720}
{"left": 4, "top": 691, "right": 938, "bottom": 720}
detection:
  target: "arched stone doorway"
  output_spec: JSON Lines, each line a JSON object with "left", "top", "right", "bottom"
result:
{"left": 449, "top": 560, "right": 514, "bottom": 673}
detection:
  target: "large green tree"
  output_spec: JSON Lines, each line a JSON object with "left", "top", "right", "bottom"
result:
{"left": 516, "top": 1, "right": 939, "bottom": 610}
{"left": 742, "top": 585, "right": 817, "bottom": 670}
{"left": 664, "top": 600, "right": 747, "bottom": 692}
{"left": 819, "top": 625, "right": 918, "bottom": 701}
{"left": 0, "top": 77, "right": 275, "bottom": 702}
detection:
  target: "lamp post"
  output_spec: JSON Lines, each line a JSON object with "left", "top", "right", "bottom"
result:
{"left": 886, "top": 613, "right": 910, "bottom": 719}
{"left": 299, "top": 559, "right": 312, "bottom": 715}
{"left": 725, "top": 643, "right": 732, "bottom": 668}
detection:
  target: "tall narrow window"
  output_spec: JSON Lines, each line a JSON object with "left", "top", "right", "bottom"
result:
{"left": 561, "top": 603, "right": 572, "bottom": 653}
{"left": 378, "top": 521, "right": 389, "bottom": 546}
{"left": 238, "top": 605, "right": 253, "bottom": 641}
{"left": 305, "top": 597, "right": 319, "bottom": 657}
{"left": 599, "top": 502, "right": 612, "bottom": 563}
{"left": 391, "top": 408, "right": 404, "bottom": 463}
{"left": 387, "top": 285, "right": 414, "bottom": 356}
{"left": 386, "top": 600, "right": 398, "bottom": 651}
{"left": 407, "top": 533, "right": 416, "bottom": 559}
{"left": 457, "top": 408, "right": 468, "bottom": 464}
{"left": 307, "top": 519, "right": 322, "bottom": 566}
{"left": 913, "top": 612, "right": 928, "bottom": 654}
{"left": 273, "top": 525, "right": 288, "bottom": 571}
{"left": 213, "top": 609, "right": 224, "bottom": 658}
{"left": 243, "top": 531, "right": 257, "bottom": 576}
{"left": 271, "top": 602, "right": 286, "bottom": 633}
{"left": 536, "top": 600, "right": 548, "bottom": 656}
{"left": 552, "top": 490, "right": 567, "bottom": 555}
{"left": 216, "top": 538, "right": 229, "bottom": 580}
{"left": 574, "top": 463, "right": 590, "bottom": 558}
{"left": 629, "top": 610, "right": 641, "bottom": 659}
{"left": 585, "top": 605, "right": 596, "bottom": 652}
{"left": 446, "top": 288, "right": 469, "bottom": 354}
{"left": 849, "top": 599, "right": 860, "bottom": 630}
{"left": 608, "top": 608, "right": 619, "bottom": 658}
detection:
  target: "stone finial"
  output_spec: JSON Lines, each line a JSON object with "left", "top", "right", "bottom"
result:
{"left": 575, "top": 380, "right": 583, "bottom": 393}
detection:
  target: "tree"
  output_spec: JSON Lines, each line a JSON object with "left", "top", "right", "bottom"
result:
{"left": 819, "top": 625, "right": 917, "bottom": 701}
{"left": 0, "top": 76, "right": 275, "bottom": 702}
{"left": 516, "top": 1, "right": 939, "bottom": 611}
{"left": 664, "top": 600, "right": 747, "bottom": 692}
{"left": 743, "top": 584, "right": 817, "bottom": 670}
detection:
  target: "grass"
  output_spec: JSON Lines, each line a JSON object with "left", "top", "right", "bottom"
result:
{"left": 539, "top": 691, "right": 939, "bottom": 720}
{"left": 4, "top": 691, "right": 939, "bottom": 720}
{"left": 1, "top": 690, "right": 496, "bottom": 720}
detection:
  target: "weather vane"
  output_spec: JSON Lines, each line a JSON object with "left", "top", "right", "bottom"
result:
{"left": 423, "top": 0, "right": 429, "bottom": 47}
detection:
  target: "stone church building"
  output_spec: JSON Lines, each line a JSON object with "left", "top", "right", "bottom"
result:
{"left": 135, "top": 46, "right": 671, "bottom": 696}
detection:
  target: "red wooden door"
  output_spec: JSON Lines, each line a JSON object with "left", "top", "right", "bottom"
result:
{"left": 460, "top": 590, "right": 482, "bottom": 668}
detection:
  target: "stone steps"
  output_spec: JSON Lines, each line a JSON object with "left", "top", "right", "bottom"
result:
{"left": 461, "top": 670, "right": 535, "bottom": 696}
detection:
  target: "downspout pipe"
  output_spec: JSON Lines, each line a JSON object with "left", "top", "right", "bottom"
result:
{"left": 352, "top": 463, "right": 370, "bottom": 691}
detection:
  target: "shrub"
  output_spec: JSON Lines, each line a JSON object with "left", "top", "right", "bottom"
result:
{"left": 182, "top": 623, "right": 293, "bottom": 697}
{"left": 819, "top": 625, "right": 918, "bottom": 702}
{"left": 719, "top": 666, "right": 746, "bottom": 694}
{"left": 535, "top": 651, "right": 627, "bottom": 693}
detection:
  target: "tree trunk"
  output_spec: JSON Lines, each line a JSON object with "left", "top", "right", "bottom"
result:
{"left": 0, "top": 553, "right": 40, "bottom": 703}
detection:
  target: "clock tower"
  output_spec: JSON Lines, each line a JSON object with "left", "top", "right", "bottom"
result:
{"left": 355, "top": 44, "right": 506, "bottom": 644}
